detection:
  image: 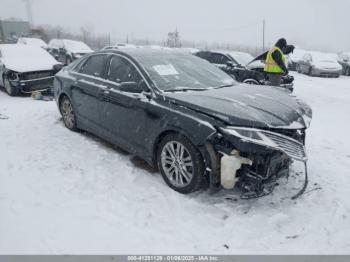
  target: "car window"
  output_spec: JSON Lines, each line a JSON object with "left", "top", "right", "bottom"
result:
{"left": 106, "top": 55, "right": 142, "bottom": 84}
{"left": 79, "top": 55, "right": 107, "bottom": 77}
{"left": 195, "top": 52, "right": 207, "bottom": 60}
{"left": 211, "top": 53, "right": 229, "bottom": 65}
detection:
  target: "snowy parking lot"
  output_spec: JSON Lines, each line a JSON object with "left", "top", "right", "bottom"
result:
{"left": 0, "top": 73, "right": 350, "bottom": 254}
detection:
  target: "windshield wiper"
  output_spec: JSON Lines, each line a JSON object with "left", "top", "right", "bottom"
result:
{"left": 163, "top": 87, "right": 209, "bottom": 92}
{"left": 214, "top": 84, "right": 235, "bottom": 89}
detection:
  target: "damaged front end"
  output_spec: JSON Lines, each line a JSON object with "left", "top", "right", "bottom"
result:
{"left": 5, "top": 69, "right": 55, "bottom": 93}
{"left": 209, "top": 126, "right": 308, "bottom": 198}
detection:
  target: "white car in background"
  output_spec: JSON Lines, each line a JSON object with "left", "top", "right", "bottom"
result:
{"left": 48, "top": 39, "right": 93, "bottom": 65}
{"left": 17, "top": 37, "right": 48, "bottom": 49}
{"left": 298, "top": 52, "right": 342, "bottom": 77}
{"left": 0, "top": 44, "right": 62, "bottom": 96}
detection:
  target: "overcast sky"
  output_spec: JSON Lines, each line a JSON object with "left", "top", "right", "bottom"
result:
{"left": 0, "top": 0, "right": 348, "bottom": 52}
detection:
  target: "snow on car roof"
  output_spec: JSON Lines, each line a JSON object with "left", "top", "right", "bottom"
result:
{"left": 0, "top": 44, "right": 50, "bottom": 58}
{"left": 226, "top": 51, "right": 254, "bottom": 66}
{"left": 18, "top": 37, "right": 47, "bottom": 48}
{"left": 309, "top": 51, "right": 338, "bottom": 62}
{"left": 289, "top": 48, "right": 308, "bottom": 62}
{"left": 62, "top": 40, "right": 93, "bottom": 52}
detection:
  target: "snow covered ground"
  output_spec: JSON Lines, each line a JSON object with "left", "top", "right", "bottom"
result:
{"left": 0, "top": 73, "right": 350, "bottom": 254}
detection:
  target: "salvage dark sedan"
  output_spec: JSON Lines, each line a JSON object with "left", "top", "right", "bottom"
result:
{"left": 54, "top": 49, "right": 312, "bottom": 197}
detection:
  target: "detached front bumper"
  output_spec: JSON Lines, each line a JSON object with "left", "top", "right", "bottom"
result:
{"left": 10, "top": 76, "right": 54, "bottom": 93}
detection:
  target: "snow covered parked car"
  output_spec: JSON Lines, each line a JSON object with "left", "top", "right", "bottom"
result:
{"left": 298, "top": 52, "right": 342, "bottom": 77}
{"left": 54, "top": 49, "right": 312, "bottom": 197}
{"left": 287, "top": 48, "right": 308, "bottom": 71}
{"left": 338, "top": 53, "right": 350, "bottom": 76}
{"left": 0, "top": 44, "right": 63, "bottom": 96}
{"left": 17, "top": 37, "right": 48, "bottom": 49}
{"left": 48, "top": 39, "right": 93, "bottom": 65}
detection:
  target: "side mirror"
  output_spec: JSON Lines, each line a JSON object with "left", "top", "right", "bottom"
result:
{"left": 139, "top": 79, "right": 150, "bottom": 93}
{"left": 53, "top": 64, "right": 64, "bottom": 73}
{"left": 120, "top": 82, "right": 142, "bottom": 93}
{"left": 226, "top": 61, "right": 235, "bottom": 67}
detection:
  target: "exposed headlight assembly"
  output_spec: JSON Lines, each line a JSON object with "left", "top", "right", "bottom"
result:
{"left": 220, "top": 127, "right": 307, "bottom": 162}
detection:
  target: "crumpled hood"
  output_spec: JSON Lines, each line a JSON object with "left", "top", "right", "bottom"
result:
{"left": 164, "top": 84, "right": 312, "bottom": 129}
{"left": 2, "top": 57, "right": 59, "bottom": 73}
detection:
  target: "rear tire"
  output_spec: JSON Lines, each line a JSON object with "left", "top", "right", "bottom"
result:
{"left": 308, "top": 68, "right": 313, "bottom": 76}
{"left": 3, "top": 75, "right": 17, "bottom": 96}
{"left": 157, "top": 133, "right": 205, "bottom": 194}
{"left": 59, "top": 96, "right": 77, "bottom": 131}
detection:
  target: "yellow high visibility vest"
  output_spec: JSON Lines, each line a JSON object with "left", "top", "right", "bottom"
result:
{"left": 264, "top": 47, "right": 286, "bottom": 73}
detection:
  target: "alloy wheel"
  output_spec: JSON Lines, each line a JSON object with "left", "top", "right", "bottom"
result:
{"left": 61, "top": 98, "right": 76, "bottom": 129}
{"left": 160, "top": 141, "right": 194, "bottom": 188}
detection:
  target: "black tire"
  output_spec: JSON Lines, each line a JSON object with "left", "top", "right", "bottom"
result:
{"left": 59, "top": 96, "right": 78, "bottom": 131}
{"left": 346, "top": 68, "right": 350, "bottom": 76}
{"left": 296, "top": 65, "right": 301, "bottom": 73}
{"left": 308, "top": 68, "right": 313, "bottom": 76}
{"left": 157, "top": 133, "right": 205, "bottom": 194}
{"left": 66, "top": 56, "right": 72, "bottom": 65}
{"left": 3, "top": 75, "right": 17, "bottom": 96}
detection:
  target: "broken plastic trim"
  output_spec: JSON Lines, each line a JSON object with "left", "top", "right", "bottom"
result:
{"left": 219, "top": 127, "right": 309, "bottom": 199}
{"left": 220, "top": 150, "right": 252, "bottom": 189}
{"left": 220, "top": 126, "right": 307, "bottom": 162}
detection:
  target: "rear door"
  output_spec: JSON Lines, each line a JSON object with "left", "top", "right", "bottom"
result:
{"left": 71, "top": 54, "right": 109, "bottom": 131}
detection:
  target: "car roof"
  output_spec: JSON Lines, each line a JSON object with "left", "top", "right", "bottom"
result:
{"left": 98, "top": 47, "right": 188, "bottom": 57}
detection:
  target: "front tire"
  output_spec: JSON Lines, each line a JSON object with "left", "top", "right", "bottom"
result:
{"left": 346, "top": 67, "right": 350, "bottom": 76}
{"left": 66, "top": 56, "right": 72, "bottom": 65}
{"left": 157, "top": 133, "right": 205, "bottom": 194}
{"left": 3, "top": 75, "right": 17, "bottom": 96}
{"left": 59, "top": 96, "right": 77, "bottom": 131}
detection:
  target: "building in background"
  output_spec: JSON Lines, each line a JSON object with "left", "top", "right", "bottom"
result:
{"left": 0, "top": 20, "right": 30, "bottom": 43}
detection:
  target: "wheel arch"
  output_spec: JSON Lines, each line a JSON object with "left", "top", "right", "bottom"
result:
{"left": 151, "top": 124, "right": 216, "bottom": 168}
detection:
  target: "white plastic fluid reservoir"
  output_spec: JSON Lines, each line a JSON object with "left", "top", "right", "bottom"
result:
{"left": 220, "top": 151, "right": 252, "bottom": 189}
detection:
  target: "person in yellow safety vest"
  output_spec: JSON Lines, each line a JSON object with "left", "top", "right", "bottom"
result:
{"left": 264, "top": 38, "right": 289, "bottom": 86}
